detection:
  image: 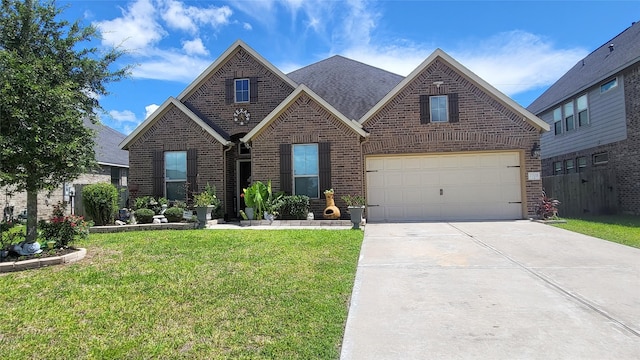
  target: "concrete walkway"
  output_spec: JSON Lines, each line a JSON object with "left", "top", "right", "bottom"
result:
{"left": 341, "top": 221, "right": 640, "bottom": 359}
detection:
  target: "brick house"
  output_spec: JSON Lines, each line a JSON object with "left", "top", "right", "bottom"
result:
{"left": 2, "top": 119, "right": 129, "bottom": 220}
{"left": 527, "top": 21, "right": 640, "bottom": 215}
{"left": 120, "top": 40, "right": 548, "bottom": 221}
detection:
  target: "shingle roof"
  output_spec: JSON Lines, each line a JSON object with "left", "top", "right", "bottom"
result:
{"left": 528, "top": 21, "right": 640, "bottom": 114}
{"left": 84, "top": 118, "right": 129, "bottom": 167}
{"left": 287, "top": 55, "right": 404, "bottom": 120}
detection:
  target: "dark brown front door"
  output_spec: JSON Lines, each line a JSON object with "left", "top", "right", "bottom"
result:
{"left": 237, "top": 160, "right": 251, "bottom": 215}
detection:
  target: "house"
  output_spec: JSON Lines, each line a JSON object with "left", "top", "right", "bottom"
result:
{"left": 2, "top": 119, "right": 129, "bottom": 220}
{"left": 527, "top": 21, "right": 640, "bottom": 215}
{"left": 120, "top": 40, "right": 548, "bottom": 222}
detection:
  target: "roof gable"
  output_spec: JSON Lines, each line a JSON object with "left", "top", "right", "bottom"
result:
{"left": 84, "top": 118, "right": 129, "bottom": 167}
{"left": 528, "top": 21, "right": 640, "bottom": 114}
{"left": 178, "top": 39, "right": 298, "bottom": 101}
{"left": 240, "top": 84, "right": 369, "bottom": 143}
{"left": 287, "top": 55, "right": 403, "bottom": 120}
{"left": 360, "top": 48, "right": 549, "bottom": 132}
{"left": 119, "top": 97, "right": 231, "bottom": 150}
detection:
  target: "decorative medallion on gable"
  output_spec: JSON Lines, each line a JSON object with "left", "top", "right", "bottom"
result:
{"left": 234, "top": 108, "right": 250, "bottom": 125}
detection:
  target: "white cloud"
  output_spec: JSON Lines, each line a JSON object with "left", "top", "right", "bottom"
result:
{"left": 132, "top": 49, "right": 212, "bottom": 82}
{"left": 94, "top": 0, "right": 165, "bottom": 51}
{"left": 182, "top": 38, "right": 208, "bottom": 56}
{"left": 161, "top": 0, "right": 232, "bottom": 33}
{"left": 243, "top": 22, "right": 253, "bottom": 31}
{"left": 109, "top": 109, "right": 137, "bottom": 122}
{"left": 145, "top": 104, "right": 160, "bottom": 119}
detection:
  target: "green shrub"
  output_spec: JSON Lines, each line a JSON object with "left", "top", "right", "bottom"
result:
{"left": 164, "top": 207, "right": 183, "bottom": 222}
{"left": 134, "top": 208, "right": 155, "bottom": 224}
{"left": 281, "top": 195, "right": 310, "bottom": 220}
{"left": 134, "top": 196, "right": 167, "bottom": 214}
{"left": 82, "top": 183, "right": 119, "bottom": 226}
{"left": 39, "top": 202, "right": 91, "bottom": 247}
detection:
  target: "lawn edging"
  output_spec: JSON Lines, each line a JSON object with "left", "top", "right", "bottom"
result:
{"left": 90, "top": 222, "right": 198, "bottom": 233}
{"left": 0, "top": 248, "right": 86, "bottom": 273}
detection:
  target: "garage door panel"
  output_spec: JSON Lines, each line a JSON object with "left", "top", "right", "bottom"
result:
{"left": 366, "top": 152, "right": 523, "bottom": 222}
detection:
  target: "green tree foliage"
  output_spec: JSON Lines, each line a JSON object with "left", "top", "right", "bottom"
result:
{"left": 82, "top": 182, "right": 118, "bottom": 226}
{"left": 0, "top": 0, "right": 130, "bottom": 241}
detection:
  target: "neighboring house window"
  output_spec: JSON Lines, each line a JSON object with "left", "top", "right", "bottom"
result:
{"left": 577, "top": 157, "right": 587, "bottom": 172}
{"left": 165, "top": 151, "right": 187, "bottom": 201}
{"left": 565, "top": 159, "right": 575, "bottom": 174}
{"left": 553, "top": 107, "right": 562, "bottom": 135}
{"left": 563, "top": 101, "right": 575, "bottom": 131}
{"left": 429, "top": 95, "right": 449, "bottom": 122}
{"left": 235, "top": 79, "right": 249, "bottom": 103}
{"left": 111, "top": 167, "right": 121, "bottom": 186}
{"left": 553, "top": 161, "right": 563, "bottom": 175}
{"left": 292, "top": 144, "right": 319, "bottom": 198}
{"left": 593, "top": 152, "right": 609, "bottom": 165}
{"left": 577, "top": 94, "right": 589, "bottom": 127}
{"left": 600, "top": 78, "right": 617, "bottom": 93}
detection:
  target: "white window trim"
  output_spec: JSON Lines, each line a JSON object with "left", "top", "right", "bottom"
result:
{"left": 593, "top": 152, "right": 609, "bottom": 165}
{"left": 600, "top": 78, "right": 618, "bottom": 93}
{"left": 430, "top": 95, "right": 449, "bottom": 123}
{"left": 576, "top": 94, "right": 589, "bottom": 127}
{"left": 292, "top": 144, "right": 320, "bottom": 198}
{"left": 235, "top": 78, "right": 250, "bottom": 103}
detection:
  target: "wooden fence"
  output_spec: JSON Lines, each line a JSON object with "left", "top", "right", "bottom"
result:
{"left": 542, "top": 169, "right": 618, "bottom": 217}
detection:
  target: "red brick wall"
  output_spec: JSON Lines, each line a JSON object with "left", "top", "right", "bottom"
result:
{"left": 128, "top": 105, "right": 225, "bottom": 203}
{"left": 362, "top": 59, "right": 543, "bottom": 216}
{"left": 250, "top": 93, "right": 364, "bottom": 219}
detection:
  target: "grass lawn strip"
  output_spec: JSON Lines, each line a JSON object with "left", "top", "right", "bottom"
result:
{"left": 0, "top": 229, "right": 363, "bottom": 359}
{"left": 553, "top": 215, "right": 640, "bottom": 249}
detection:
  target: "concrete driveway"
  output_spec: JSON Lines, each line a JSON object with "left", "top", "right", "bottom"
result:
{"left": 341, "top": 221, "right": 640, "bottom": 359}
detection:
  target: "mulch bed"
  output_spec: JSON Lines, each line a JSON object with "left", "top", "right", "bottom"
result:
{"left": 0, "top": 247, "right": 79, "bottom": 263}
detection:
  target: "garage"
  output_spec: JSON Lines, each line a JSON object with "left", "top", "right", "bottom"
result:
{"left": 366, "top": 152, "right": 524, "bottom": 222}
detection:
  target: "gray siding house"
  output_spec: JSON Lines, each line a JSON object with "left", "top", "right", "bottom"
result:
{"left": 528, "top": 20, "right": 640, "bottom": 215}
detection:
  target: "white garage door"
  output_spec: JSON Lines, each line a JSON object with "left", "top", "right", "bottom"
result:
{"left": 366, "top": 152, "right": 523, "bottom": 222}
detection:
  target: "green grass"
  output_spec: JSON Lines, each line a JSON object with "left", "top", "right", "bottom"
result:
{"left": 554, "top": 215, "right": 640, "bottom": 249}
{"left": 0, "top": 229, "right": 363, "bottom": 359}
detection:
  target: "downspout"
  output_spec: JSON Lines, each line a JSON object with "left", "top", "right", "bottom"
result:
{"left": 223, "top": 143, "right": 233, "bottom": 217}
{"left": 359, "top": 134, "right": 371, "bottom": 206}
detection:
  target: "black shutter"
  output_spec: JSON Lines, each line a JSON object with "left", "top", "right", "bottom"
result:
{"left": 187, "top": 148, "right": 198, "bottom": 195}
{"left": 419, "top": 95, "right": 430, "bottom": 124}
{"left": 250, "top": 77, "right": 258, "bottom": 103}
{"left": 225, "top": 78, "right": 234, "bottom": 104}
{"left": 280, "top": 144, "right": 292, "bottom": 194}
{"left": 318, "top": 142, "right": 331, "bottom": 194}
{"left": 152, "top": 150, "right": 164, "bottom": 198}
{"left": 448, "top": 93, "right": 459, "bottom": 123}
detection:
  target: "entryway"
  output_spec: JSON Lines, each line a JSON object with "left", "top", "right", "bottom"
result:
{"left": 236, "top": 159, "right": 251, "bottom": 217}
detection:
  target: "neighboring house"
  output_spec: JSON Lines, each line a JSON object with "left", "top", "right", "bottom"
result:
{"left": 2, "top": 119, "right": 129, "bottom": 220}
{"left": 120, "top": 40, "right": 548, "bottom": 222}
{"left": 528, "top": 21, "right": 640, "bottom": 215}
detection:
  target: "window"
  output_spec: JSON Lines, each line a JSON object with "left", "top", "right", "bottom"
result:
{"left": 165, "top": 151, "right": 187, "bottom": 200}
{"left": 111, "top": 167, "right": 121, "bottom": 186}
{"left": 577, "top": 94, "right": 589, "bottom": 127}
{"left": 577, "top": 157, "right": 587, "bottom": 172}
{"left": 553, "top": 161, "right": 563, "bottom": 175}
{"left": 429, "top": 95, "right": 449, "bottom": 122}
{"left": 293, "top": 144, "right": 319, "bottom": 198}
{"left": 235, "top": 78, "right": 249, "bottom": 103}
{"left": 565, "top": 159, "right": 575, "bottom": 174}
{"left": 600, "top": 78, "right": 617, "bottom": 93}
{"left": 553, "top": 107, "right": 562, "bottom": 135}
{"left": 238, "top": 142, "right": 251, "bottom": 155}
{"left": 564, "top": 101, "right": 575, "bottom": 131}
{"left": 593, "top": 152, "right": 609, "bottom": 165}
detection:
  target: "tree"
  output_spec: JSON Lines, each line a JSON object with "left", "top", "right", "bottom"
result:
{"left": 0, "top": 0, "right": 130, "bottom": 242}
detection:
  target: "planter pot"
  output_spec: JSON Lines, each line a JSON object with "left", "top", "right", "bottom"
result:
{"left": 348, "top": 206, "right": 365, "bottom": 229}
{"left": 245, "top": 207, "right": 255, "bottom": 220}
{"left": 195, "top": 206, "right": 215, "bottom": 229}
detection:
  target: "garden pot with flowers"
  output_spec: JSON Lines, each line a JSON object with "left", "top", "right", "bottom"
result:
{"left": 341, "top": 195, "right": 366, "bottom": 229}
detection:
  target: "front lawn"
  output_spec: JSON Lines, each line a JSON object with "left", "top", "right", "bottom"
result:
{"left": 0, "top": 229, "right": 363, "bottom": 359}
{"left": 553, "top": 215, "right": 640, "bottom": 249}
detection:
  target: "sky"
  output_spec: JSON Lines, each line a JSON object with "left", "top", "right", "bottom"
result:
{"left": 58, "top": 0, "right": 640, "bottom": 135}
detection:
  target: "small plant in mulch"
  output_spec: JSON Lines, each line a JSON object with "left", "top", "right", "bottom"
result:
{"left": 535, "top": 191, "right": 561, "bottom": 220}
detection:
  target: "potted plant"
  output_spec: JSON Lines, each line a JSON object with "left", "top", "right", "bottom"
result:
{"left": 193, "top": 192, "right": 216, "bottom": 229}
{"left": 341, "top": 195, "right": 366, "bottom": 229}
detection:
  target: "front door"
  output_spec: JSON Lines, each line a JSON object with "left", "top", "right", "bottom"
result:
{"left": 237, "top": 160, "right": 251, "bottom": 216}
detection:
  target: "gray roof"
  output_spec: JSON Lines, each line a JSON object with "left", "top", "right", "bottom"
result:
{"left": 528, "top": 21, "right": 640, "bottom": 114}
{"left": 84, "top": 118, "right": 129, "bottom": 167}
{"left": 287, "top": 55, "right": 404, "bottom": 120}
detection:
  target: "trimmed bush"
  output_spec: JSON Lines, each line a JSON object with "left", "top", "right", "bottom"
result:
{"left": 82, "top": 183, "right": 119, "bottom": 226}
{"left": 134, "top": 208, "right": 155, "bottom": 224}
{"left": 281, "top": 195, "right": 310, "bottom": 220}
{"left": 164, "top": 207, "right": 183, "bottom": 222}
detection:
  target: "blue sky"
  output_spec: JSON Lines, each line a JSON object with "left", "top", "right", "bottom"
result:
{"left": 59, "top": 0, "right": 640, "bottom": 135}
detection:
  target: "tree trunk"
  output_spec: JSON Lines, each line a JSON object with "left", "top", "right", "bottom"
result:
{"left": 26, "top": 189, "right": 38, "bottom": 243}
